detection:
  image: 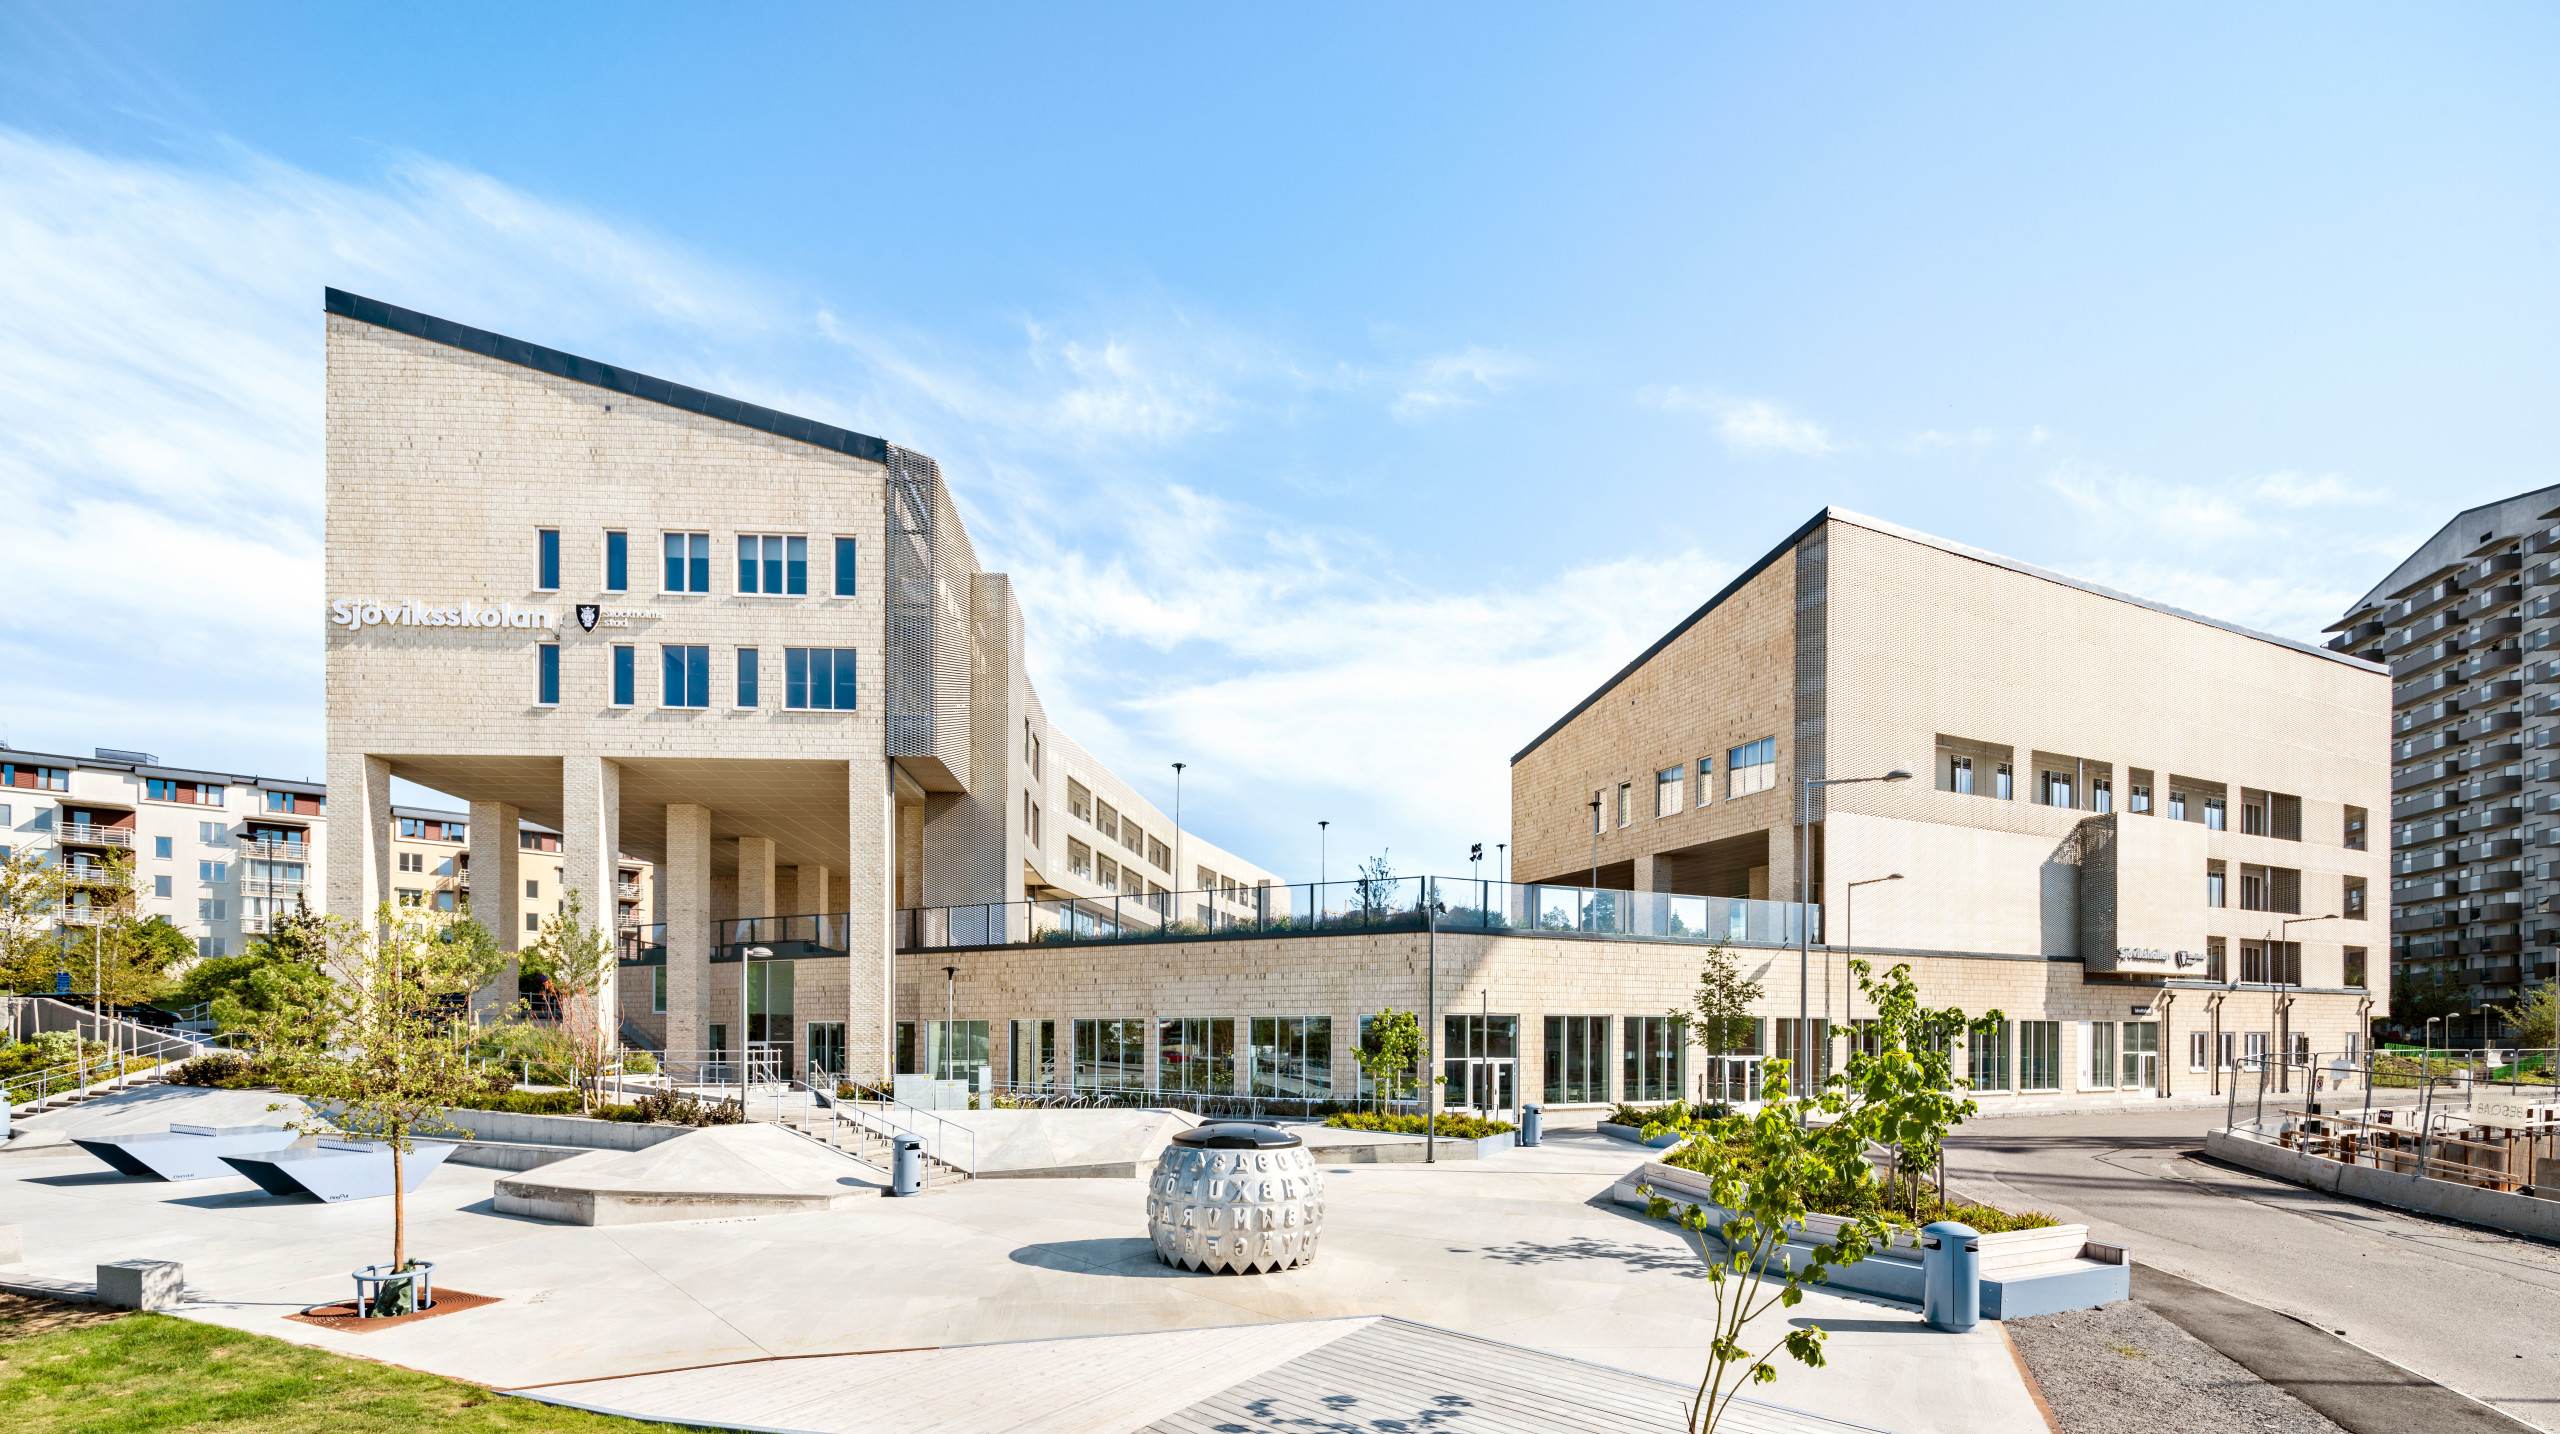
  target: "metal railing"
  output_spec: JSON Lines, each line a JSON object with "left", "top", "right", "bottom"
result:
{"left": 975, "top": 1080, "right": 1401, "bottom": 1121}
{"left": 2, "top": 1015, "right": 223, "bottom": 1109}
{"left": 806, "top": 1077, "right": 977, "bottom": 1180}
{"left": 2220, "top": 1046, "right": 2560, "bottom": 1193}
{"left": 54, "top": 824, "right": 135, "bottom": 847}
{"left": 900, "top": 875, "right": 1815, "bottom": 954}
{"left": 242, "top": 838, "right": 310, "bottom": 859}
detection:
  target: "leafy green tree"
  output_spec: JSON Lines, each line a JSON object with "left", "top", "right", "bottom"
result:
{"left": 1356, "top": 1007, "right": 1422, "bottom": 1109}
{"left": 2494, "top": 983, "right": 2558, "bottom": 1053}
{"left": 177, "top": 904, "right": 334, "bottom": 1036}
{"left": 1678, "top": 946, "right": 1763, "bottom": 1100}
{"left": 519, "top": 890, "right": 617, "bottom": 1111}
{"left": 1351, "top": 852, "right": 1398, "bottom": 920}
{"left": 1838, "top": 959, "right": 2000, "bottom": 1216}
{"left": 1642, "top": 1059, "right": 1892, "bottom": 1434}
{"left": 0, "top": 846, "right": 68, "bottom": 992}
{"left": 251, "top": 906, "right": 502, "bottom": 1298}
{"left": 2393, "top": 967, "right": 2467, "bottom": 1033}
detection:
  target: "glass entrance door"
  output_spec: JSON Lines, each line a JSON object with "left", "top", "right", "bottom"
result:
{"left": 745, "top": 960, "right": 794, "bottom": 1085}
{"left": 1458, "top": 1058, "right": 1515, "bottom": 1117}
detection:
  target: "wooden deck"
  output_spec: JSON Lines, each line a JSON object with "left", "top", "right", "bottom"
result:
{"left": 512, "top": 1316, "right": 1884, "bottom": 1433}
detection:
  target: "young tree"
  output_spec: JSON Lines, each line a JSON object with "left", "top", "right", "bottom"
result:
{"left": 1356, "top": 1007, "right": 1423, "bottom": 1110}
{"left": 2495, "top": 983, "right": 2558, "bottom": 1055}
{"left": 0, "top": 846, "right": 68, "bottom": 992}
{"left": 252, "top": 905, "right": 503, "bottom": 1301}
{"left": 1838, "top": 959, "right": 2000, "bottom": 1216}
{"left": 1677, "top": 946, "right": 1764, "bottom": 1105}
{"left": 1642, "top": 1059, "right": 1893, "bottom": 1434}
{"left": 1351, "top": 852, "right": 1399, "bottom": 922}
{"left": 520, "top": 890, "right": 617, "bottom": 1111}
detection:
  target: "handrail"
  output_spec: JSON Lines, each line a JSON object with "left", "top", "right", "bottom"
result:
{"left": 54, "top": 823, "right": 136, "bottom": 848}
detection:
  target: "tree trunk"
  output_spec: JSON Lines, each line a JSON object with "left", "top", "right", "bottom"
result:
{"left": 390, "top": 1141, "right": 406, "bottom": 1271}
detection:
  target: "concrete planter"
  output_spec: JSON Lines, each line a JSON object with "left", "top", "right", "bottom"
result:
{"left": 1618, "top": 1159, "right": 2125, "bottom": 1317}
{"left": 1597, "top": 1121, "right": 1686, "bottom": 1149}
{"left": 1311, "top": 1129, "right": 1515, "bottom": 1163}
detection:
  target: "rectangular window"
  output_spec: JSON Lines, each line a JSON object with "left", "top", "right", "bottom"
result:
{"left": 200, "top": 821, "right": 228, "bottom": 845}
{"left": 834, "top": 536, "right": 858, "bottom": 596}
{"left": 1621, "top": 1015, "right": 1685, "bottom": 1102}
{"left": 199, "top": 860, "right": 228, "bottom": 883}
{"left": 1072, "top": 1018, "right": 1148, "bottom": 1092}
{"left": 153, "top": 875, "right": 172, "bottom": 899}
{"left": 2343, "top": 947, "right": 2368, "bottom": 989}
{"left": 2039, "top": 771, "right": 2073, "bottom": 809}
{"left": 1356, "top": 1014, "right": 1419, "bottom": 1103}
{"left": 2092, "top": 777, "right": 2112, "bottom": 814}
{"left": 1774, "top": 1018, "right": 1833, "bottom": 1086}
{"left": 1696, "top": 756, "right": 1714, "bottom": 807}
{"left": 1067, "top": 838, "right": 1092, "bottom": 878}
{"left": 658, "top": 644, "right": 710, "bottom": 708}
{"left": 2204, "top": 796, "right": 2226, "bottom": 831}
{"left": 2169, "top": 789, "right": 2188, "bottom": 821}
{"left": 2205, "top": 863, "right": 2225, "bottom": 908}
{"left": 604, "top": 530, "right": 629, "bottom": 592}
{"left": 154, "top": 836, "right": 173, "bottom": 859}
{"left": 1247, "top": 1016, "right": 1332, "bottom": 1099}
{"left": 1994, "top": 762, "right": 2014, "bottom": 800}
{"left": 2120, "top": 1021, "right": 2159, "bottom": 1091}
{"left": 736, "top": 648, "right": 759, "bottom": 707}
{"left": 651, "top": 966, "right": 667, "bottom": 1014}
{"left": 2081, "top": 1021, "right": 2118, "bottom": 1090}
{"left": 1948, "top": 753, "right": 1974, "bottom": 795}
{"left": 611, "top": 645, "right": 636, "bottom": 706}
{"left": 1968, "top": 1020, "right": 2011, "bottom": 1092}
{"left": 525, "top": 879, "right": 540, "bottom": 900}
{"left": 2189, "top": 1031, "right": 2209, "bottom": 1072}
{"left": 923, "top": 1020, "right": 991, "bottom": 1083}
{"left": 662, "top": 532, "right": 711, "bottom": 593}
{"left": 1009, "top": 1019, "right": 1058, "bottom": 1091}
{"left": 1544, "top": 1015, "right": 1609, "bottom": 1104}
{"left": 1616, "top": 782, "right": 1632, "bottom": 828}
{"left": 2131, "top": 783, "right": 2152, "bottom": 814}
{"left": 537, "top": 644, "right": 560, "bottom": 706}
{"left": 1656, "top": 766, "right": 1684, "bottom": 817}
{"left": 1728, "top": 737, "right": 1777, "bottom": 798}
{"left": 737, "top": 534, "right": 809, "bottom": 595}
{"left": 783, "top": 647, "right": 859, "bottom": 710}
{"left": 537, "top": 528, "right": 560, "bottom": 590}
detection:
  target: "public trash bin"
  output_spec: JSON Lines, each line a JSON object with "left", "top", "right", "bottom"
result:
{"left": 1521, "top": 1104, "right": 1542, "bottom": 1147}
{"left": 890, "top": 1134, "right": 925, "bottom": 1196}
{"left": 1920, "top": 1220, "right": 1981, "bottom": 1332}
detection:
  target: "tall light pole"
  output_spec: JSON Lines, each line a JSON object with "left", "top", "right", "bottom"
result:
{"left": 1318, "top": 820, "right": 1329, "bottom": 890}
{"left": 942, "top": 964, "right": 957, "bottom": 1081}
{"left": 1799, "top": 769, "right": 1912, "bottom": 1115}
{"left": 1496, "top": 842, "right": 1507, "bottom": 884}
{"left": 1170, "top": 762, "right": 1185, "bottom": 920}
{"left": 2277, "top": 912, "right": 2338, "bottom": 1093}
{"left": 1841, "top": 873, "right": 1903, "bottom": 1033}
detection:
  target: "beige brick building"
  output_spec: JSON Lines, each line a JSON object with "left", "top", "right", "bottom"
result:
{"left": 1507, "top": 509, "right": 2391, "bottom": 1105}
{"left": 321, "top": 290, "right": 1270, "bottom": 1082}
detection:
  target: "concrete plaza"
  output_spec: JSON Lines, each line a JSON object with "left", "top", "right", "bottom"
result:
{"left": 0, "top": 1092, "right": 2043, "bottom": 1433}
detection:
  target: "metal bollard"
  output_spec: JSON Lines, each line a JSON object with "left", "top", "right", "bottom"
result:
{"left": 890, "top": 1134, "right": 925, "bottom": 1196}
{"left": 1920, "top": 1220, "right": 1981, "bottom": 1332}
{"left": 1521, "top": 1104, "right": 1542, "bottom": 1147}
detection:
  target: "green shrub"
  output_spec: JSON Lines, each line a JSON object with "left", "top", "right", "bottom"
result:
{"left": 1322, "top": 1109, "right": 1517, "bottom": 1139}
{"left": 165, "top": 1053, "right": 277, "bottom": 1089}
{"left": 1660, "top": 1136, "right": 2058, "bottom": 1231}
{"left": 628, "top": 1087, "right": 744, "bottom": 1126}
{"left": 620, "top": 1051, "right": 658, "bottom": 1075}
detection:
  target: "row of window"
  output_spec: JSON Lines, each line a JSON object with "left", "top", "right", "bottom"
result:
{"left": 532, "top": 644, "right": 860, "bottom": 711}
{"left": 1613, "top": 738, "right": 1778, "bottom": 828}
{"left": 0, "top": 766, "right": 318, "bottom": 816}
{"left": 534, "top": 528, "right": 859, "bottom": 599}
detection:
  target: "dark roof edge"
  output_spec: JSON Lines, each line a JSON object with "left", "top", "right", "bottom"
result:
{"left": 323, "top": 288, "right": 891, "bottom": 464}
{"left": 1511, "top": 505, "right": 2386, "bottom": 767}
{"left": 1509, "top": 509, "right": 1828, "bottom": 765}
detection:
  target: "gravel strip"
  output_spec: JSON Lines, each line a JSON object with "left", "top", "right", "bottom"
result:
{"left": 2007, "top": 1301, "right": 2343, "bottom": 1434}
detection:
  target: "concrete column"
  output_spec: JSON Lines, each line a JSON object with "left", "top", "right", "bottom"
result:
{"left": 323, "top": 751, "right": 391, "bottom": 935}
{"left": 848, "top": 761, "right": 897, "bottom": 1081}
{"left": 664, "top": 802, "right": 712, "bottom": 1059}
{"left": 737, "top": 836, "right": 778, "bottom": 920}
{"left": 560, "top": 755, "right": 622, "bottom": 1050}
{"left": 1632, "top": 853, "right": 1663, "bottom": 894}
{"left": 466, "top": 801, "right": 522, "bottom": 1021}
{"left": 1232, "top": 1015, "right": 1253, "bottom": 1098}
{"left": 788, "top": 863, "right": 833, "bottom": 917}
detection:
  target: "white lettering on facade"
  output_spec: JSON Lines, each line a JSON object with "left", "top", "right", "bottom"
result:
{"left": 330, "top": 599, "right": 558, "bottom": 633}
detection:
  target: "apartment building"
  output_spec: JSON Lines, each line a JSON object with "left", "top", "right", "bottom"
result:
{"left": 322, "top": 289, "right": 1273, "bottom": 1078}
{"left": 386, "top": 805, "right": 655, "bottom": 934}
{"left": 0, "top": 744, "right": 325, "bottom": 959}
{"left": 2330, "top": 485, "right": 2560, "bottom": 1027}
{"left": 1507, "top": 508, "right": 2391, "bottom": 1099}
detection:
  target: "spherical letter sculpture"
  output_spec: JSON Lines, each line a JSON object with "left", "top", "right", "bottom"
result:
{"left": 1147, "top": 1121, "right": 1324, "bottom": 1274}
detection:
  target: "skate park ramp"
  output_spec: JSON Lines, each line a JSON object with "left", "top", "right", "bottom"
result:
{"left": 494, "top": 1122, "right": 884, "bottom": 1225}
{"left": 5, "top": 1085, "right": 312, "bottom": 1153}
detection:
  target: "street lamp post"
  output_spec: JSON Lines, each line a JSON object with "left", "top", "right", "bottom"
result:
{"left": 1587, "top": 797, "right": 1602, "bottom": 930}
{"left": 1318, "top": 820, "right": 1329, "bottom": 891}
{"left": 1840, "top": 874, "right": 1904, "bottom": 1035}
{"left": 1171, "top": 763, "right": 1185, "bottom": 921}
{"left": 2276, "top": 913, "right": 2339, "bottom": 1094}
{"left": 1798, "top": 769, "right": 1912, "bottom": 1117}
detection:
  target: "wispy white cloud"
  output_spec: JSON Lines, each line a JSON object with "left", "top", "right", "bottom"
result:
{"left": 2044, "top": 461, "right": 2262, "bottom": 542}
{"left": 1640, "top": 386, "right": 1840, "bottom": 457}
{"left": 1387, "top": 346, "right": 1531, "bottom": 422}
{"left": 1902, "top": 424, "right": 2051, "bottom": 454}
{"left": 2251, "top": 469, "right": 2382, "bottom": 508}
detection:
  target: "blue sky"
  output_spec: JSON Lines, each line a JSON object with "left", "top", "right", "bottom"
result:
{"left": 2, "top": 5, "right": 2555, "bottom": 881}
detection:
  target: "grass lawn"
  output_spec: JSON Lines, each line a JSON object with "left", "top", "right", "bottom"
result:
{"left": 0, "top": 1294, "right": 690, "bottom": 1433}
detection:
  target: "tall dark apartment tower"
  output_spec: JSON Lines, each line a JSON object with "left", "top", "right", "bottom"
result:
{"left": 2330, "top": 486, "right": 2560, "bottom": 1037}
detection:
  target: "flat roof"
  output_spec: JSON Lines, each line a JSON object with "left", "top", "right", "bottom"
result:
{"left": 0, "top": 744, "right": 324, "bottom": 793}
{"left": 324, "top": 288, "right": 892, "bottom": 465}
{"left": 1512, "top": 506, "right": 2384, "bottom": 765}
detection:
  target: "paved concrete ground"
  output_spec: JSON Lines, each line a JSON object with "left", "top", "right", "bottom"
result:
{"left": 1952, "top": 1098, "right": 2558, "bottom": 1432}
{"left": 2008, "top": 1294, "right": 2341, "bottom": 1434}
{"left": 1, "top": 1099, "right": 2042, "bottom": 1434}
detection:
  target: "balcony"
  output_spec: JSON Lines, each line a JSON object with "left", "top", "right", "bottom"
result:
{"left": 60, "top": 863, "right": 122, "bottom": 887}
{"left": 2394, "top": 730, "right": 2458, "bottom": 762}
{"left": 2465, "top": 645, "right": 2524, "bottom": 679}
{"left": 2392, "top": 759, "right": 2457, "bottom": 793}
{"left": 2467, "top": 801, "right": 2527, "bottom": 832}
{"left": 2454, "top": 836, "right": 2524, "bottom": 864}
{"left": 2458, "top": 709, "right": 2524, "bottom": 742}
{"left": 2531, "top": 556, "right": 2560, "bottom": 587}
{"left": 2460, "top": 583, "right": 2524, "bottom": 621}
{"left": 2395, "top": 697, "right": 2458, "bottom": 734}
{"left": 2462, "top": 773, "right": 2525, "bottom": 802}
{"left": 55, "top": 823, "right": 134, "bottom": 849}
{"left": 2392, "top": 787, "right": 2458, "bottom": 821}
{"left": 2460, "top": 741, "right": 2525, "bottom": 772}
{"left": 2330, "top": 618, "right": 2384, "bottom": 651}
{"left": 617, "top": 881, "right": 644, "bottom": 901}
{"left": 2394, "top": 848, "right": 2453, "bottom": 876}
{"left": 2461, "top": 869, "right": 2526, "bottom": 895}
{"left": 2385, "top": 608, "right": 2460, "bottom": 655}
{"left": 2386, "top": 576, "right": 2464, "bottom": 624}
{"left": 2395, "top": 668, "right": 2462, "bottom": 705}
{"left": 2390, "top": 637, "right": 2465, "bottom": 680}
{"left": 241, "top": 837, "right": 309, "bottom": 860}
{"left": 59, "top": 907, "right": 105, "bottom": 926}
{"left": 2467, "top": 677, "right": 2527, "bottom": 708}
